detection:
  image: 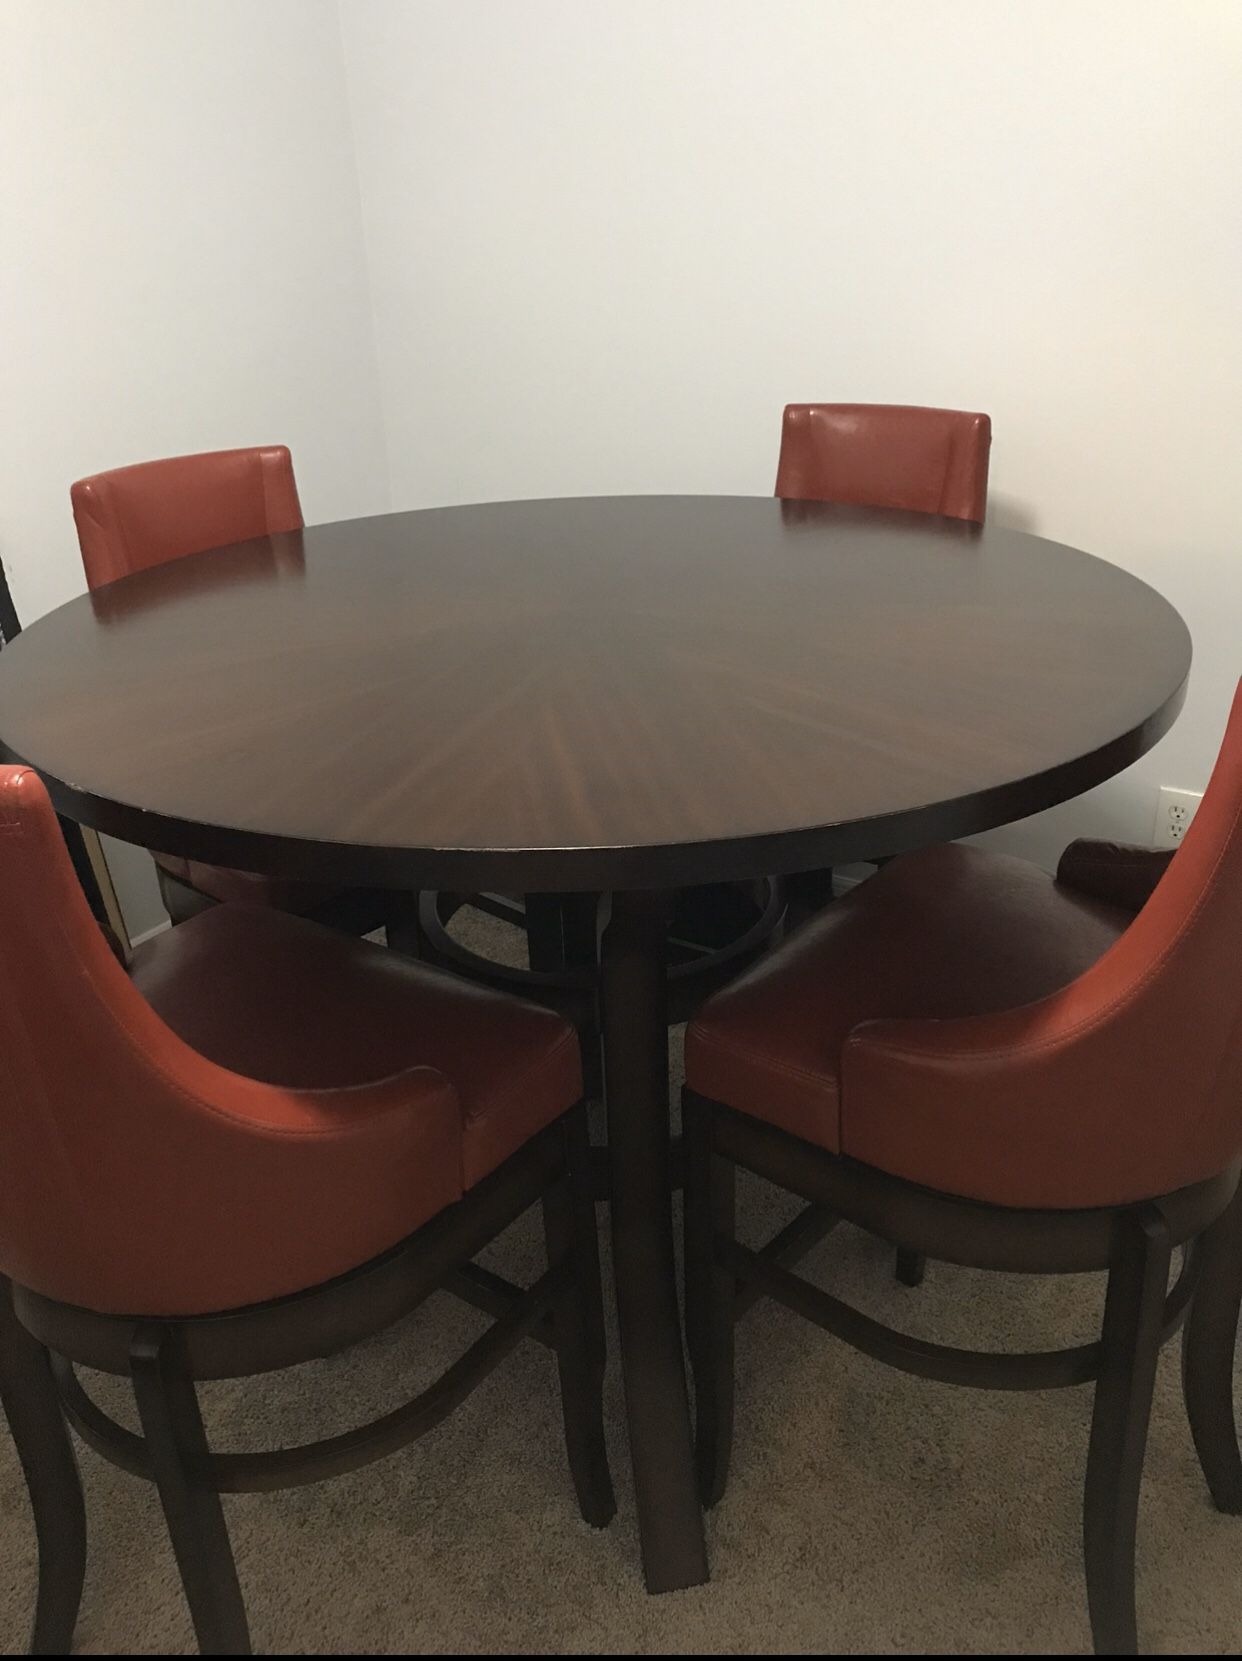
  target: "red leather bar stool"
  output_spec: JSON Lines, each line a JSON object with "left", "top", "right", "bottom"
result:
{"left": 0, "top": 767, "right": 613, "bottom": 1656}
{"left": 775, "top": 402, "right": 992, "bottom": 522}
{"left": 683, "top": 684, "right": 1242, "bottom": 1655}
{"left": 70, "top": 446, "right": 405, "bottom": 939}
{"left": 775, "top": 402, "right": 992, "bottom": 928}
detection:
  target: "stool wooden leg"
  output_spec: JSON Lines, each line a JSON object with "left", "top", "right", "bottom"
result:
{"left": 130, "top": 1326, "right": 250, "bottom": 1657}
{"left": 1182, "top": 1184, "right": 1242, "bottom": 1512}
{"left": 1083, "top": 1205, "right": 1170, "bottom": 1656}
{"left": 784, "top": 866, "right": 836, "bottom": 925}
{"left": 543, "top": 1111, "right": 616, "bottom": 1527}
{"left": 0, "top": 1278, "right": 86, "bottom": 1656}
{"left": 525, "top": 893, "right": 569, "bottom": 971}
{"left": 895, "top": 1248, "right": 926, "bottom": 1287}
{"left": 683, "top": 1092, "right": 736, "bottom": 1508}
{"left": 383, "top": 890, "right": 425, "bottom": 957}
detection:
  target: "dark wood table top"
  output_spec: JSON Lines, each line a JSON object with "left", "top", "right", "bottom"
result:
{"left": 0, "top": 497, "right": 1190, "bottom": 891}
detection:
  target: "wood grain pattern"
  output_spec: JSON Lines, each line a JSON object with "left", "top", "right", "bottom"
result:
{"left": 0, "top": 497, "right": 1190, "bottom": 890}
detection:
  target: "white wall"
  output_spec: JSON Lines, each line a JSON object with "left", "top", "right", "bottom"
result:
{"left": 0, "top": 0, "right": 391, "bottom": 935}
{"left": 340, "top": 0, "right": 1242, "bottom": 867}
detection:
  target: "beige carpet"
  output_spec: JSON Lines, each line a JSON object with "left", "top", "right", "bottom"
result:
{"left": 2, "top": 915, "right": 1240, "bottom": 1654}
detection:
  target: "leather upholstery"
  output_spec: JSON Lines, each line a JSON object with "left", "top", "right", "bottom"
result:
{"left": 130, "top": 903, "right": 581, "bottom": 1189}
{"left": 1056, "top": 838, "right": 1174, "bottom": 913}
{"left": 775, "top": 404, "right": 991, "bottom": 522}
{"left": 0, "top": 767, "right": 580, "bottom": 1316}
{"left": 690, "top": 681, "right": 1242, "bottom": 1209}
{"left": 69, "top": 447, "right": 345, "bottom": 918}
{"left": 689, "top": 846, "right": 1130, "bottom": 1162}
{"left": 70, "top": 445, "right": 303, "bottom": 590}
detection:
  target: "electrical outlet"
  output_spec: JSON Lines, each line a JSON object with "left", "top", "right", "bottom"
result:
{"left": 1153, "top": 786, "right": 1203, "bottom": 850}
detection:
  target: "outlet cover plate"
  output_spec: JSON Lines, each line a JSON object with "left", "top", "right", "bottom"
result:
{"left": 1153, "top": 786, "right": 1203, "bottom": 850}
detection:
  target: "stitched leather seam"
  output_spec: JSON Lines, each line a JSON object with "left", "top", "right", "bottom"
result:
{"left": 689, "top": 1027, "right": 839, "bottom": 1094}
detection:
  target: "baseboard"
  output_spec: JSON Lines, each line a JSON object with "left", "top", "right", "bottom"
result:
{"left": 832, "top": 863, "right": 876, "bottom": 895}
{"left": 128, "top": 917, "right": 172, "bottom": 948}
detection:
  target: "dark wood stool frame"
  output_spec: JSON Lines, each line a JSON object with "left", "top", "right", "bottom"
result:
{"left": 0, "top": 1107, "right": 614, "bottom": 1656}
{"left": 682, "top": 1091, "right": 1242, "bottom": 1657}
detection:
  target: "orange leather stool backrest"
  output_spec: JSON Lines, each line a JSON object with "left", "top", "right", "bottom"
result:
{"left": 845, "top": 680, "right": 1242, "bottom": 1208}
{"left": 0, "top": 766, "right": 458, "bottom": 1315}
{"left": 71, "top": 446, "right": 303, "bottom": 589}
{"left": 775, "top": 404, "right": 991, "bottom": 523}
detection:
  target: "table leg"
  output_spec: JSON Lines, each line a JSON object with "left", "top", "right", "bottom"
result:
{"left": 600, "top": 888, "right": 709, "bottom": 1593}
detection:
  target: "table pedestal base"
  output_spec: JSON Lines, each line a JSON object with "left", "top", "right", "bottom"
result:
{"left": 600, "top": 888, "right": 709, "bottom": 1594}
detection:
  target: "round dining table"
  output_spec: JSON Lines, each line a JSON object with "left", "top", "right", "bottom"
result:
{"left": 0, "top": 495, "right": 1191, "bottom": 1594}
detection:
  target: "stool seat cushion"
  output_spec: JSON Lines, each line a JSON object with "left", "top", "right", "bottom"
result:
{"left": 132, "top": 903, "right": 582, "bottom": 1195}
{"left": 687, "top": 845, "right": 1130, "bottom": 1197}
